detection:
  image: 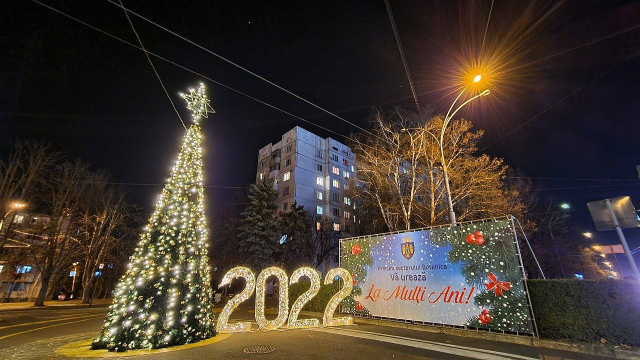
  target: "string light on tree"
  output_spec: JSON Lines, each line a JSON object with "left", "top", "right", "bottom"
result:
{"left": 92, "top": 83, "right": 216, "bottom": 351}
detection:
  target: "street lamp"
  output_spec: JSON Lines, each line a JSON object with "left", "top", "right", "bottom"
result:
{"left": 583, "top": 232, "right": 593, "bottom": 238}
{"left": 440, "top": 78, "right": 490, "bottom": 224}
{"left": 400, "top": 76, "right": 489, "bottom": 225}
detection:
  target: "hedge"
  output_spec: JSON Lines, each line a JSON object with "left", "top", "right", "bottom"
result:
{"left": 527, "top": 279, "right": 640, "bottom": 346}
{"left": 289, "top": 279, "right": 640, "bottom": 346}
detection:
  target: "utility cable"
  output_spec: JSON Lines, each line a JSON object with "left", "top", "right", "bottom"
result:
{"left": 482, "top": 48, "right": 640, "bottom": 150}
{"left": 30, "top": 0, "right": 358, "bottom": 144}
{"left": 507, "top": 176, "right": 640, "bottom": 182}
{"left": 384, "top": 0, "right": 421, "bottom": 115}
{"left": 117, "top": 0, "right": 186, "bottom": 130}
{"left": 106, "top": 0, "right": 378, "bottom": 139}
{"left": 481, "top": 0, "right": 494, "bottom": 53}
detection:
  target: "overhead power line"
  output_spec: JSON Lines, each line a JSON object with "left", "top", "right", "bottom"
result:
{"left": 106, "top": 0, "right": 377, "bottom": 139}
{"left": 383, "top": 0, "right": 421, "bottom": 115}
{"left": 534, "top": 183, "right": 640, "bottom": 191}
{"left": 481, "top": 0, "right": 495, "bottom": 53}
{"left": 507, "top": 176, "right": 640, "bottom": 182}
{"left": 30, "top": 0, "right": 357, "bottom": 143}
{"left": 117, "top": 0, "right": 186, "bottom": 130}
{"left": 482, "top": 47, "right": 640, "bottom": 150}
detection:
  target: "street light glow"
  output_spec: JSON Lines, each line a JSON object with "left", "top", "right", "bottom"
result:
{"left": 560, "top": 203, "right": 570, "bottom": 210}
{"left": 473, "top": 74, "right": 482, "bottom": 83}
{"left": 11, "top": 202, "right": 26, "bottom": 209}
{"left": 583, "top": 232, "right": 593, "bottom": 238}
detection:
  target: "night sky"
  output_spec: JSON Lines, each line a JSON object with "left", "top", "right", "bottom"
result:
{"left": 2, "top": 1, "right": 640, "bottom": 269}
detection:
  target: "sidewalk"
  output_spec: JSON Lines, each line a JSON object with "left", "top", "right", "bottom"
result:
{"left": 0, "top": 298, "right": 112, "bottom": 311}
{"left": 348, "top": 315, "right": 640, "bottom": 360}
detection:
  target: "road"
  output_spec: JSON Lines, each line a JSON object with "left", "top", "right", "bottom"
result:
{"left": 0, "top": 300, "right": 617, "bottom": 360}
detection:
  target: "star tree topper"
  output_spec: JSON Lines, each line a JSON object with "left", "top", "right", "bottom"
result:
{"left": 180, "top": 83, "right": 215, "bottom": 125}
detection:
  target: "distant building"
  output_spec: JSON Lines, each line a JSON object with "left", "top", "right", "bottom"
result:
{"left": 0, "top": 212, "right": 50, "bottom": 302}
{"left": 256, "top": 126, "right": 357, "bottom": 271}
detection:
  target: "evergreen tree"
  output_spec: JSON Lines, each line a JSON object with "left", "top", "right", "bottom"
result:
{"left": 92, "top": 84, "right": 216, "bottom": 351}
{"left": 280, "top": 202, "right": 314, "bottom": 270}
{"left": 237, "top": 177, "right": 279, "bottom": 270}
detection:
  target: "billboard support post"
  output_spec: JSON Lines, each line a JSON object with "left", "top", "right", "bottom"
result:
{"left": 605, "top": 199, "right": 640, "bottom": 281}
{"left": 510, "top": 217, "right": 539, "bottom": 338}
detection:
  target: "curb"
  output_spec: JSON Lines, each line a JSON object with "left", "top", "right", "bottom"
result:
{"left": 300, "top": 311, "right": 639, "bottom": 360}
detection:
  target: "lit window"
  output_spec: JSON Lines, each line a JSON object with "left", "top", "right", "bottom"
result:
{"left": 351, "top": 165, "right": 355, "bottom": 172}
{"left": 17, "top": 265, "right": 32, "bottom": 274}
{"left": 332, "top": 179, "right": 339, "bottom": 188}
{"left": 316, "top": 191, "right": 323, "bottom": 200}
{"left": 316, "top": 222, "right": 321, "bottom": 231}
{"left": 343, "top": 170, "right": 350, "bottom": 178}
{"left": 0, "top": 265, "right": 3, "bottom": 273}
{"left": 344, "top": 211, "right": 350, "bottom": 219}
{"left": 316, "top": 206, "right": 323, "bottom": 215}
{"left": 344, "top": 197, "right": 351, "bottom": 205}
{"left": 333, "top": 223, "right": 340, "bottom": 231}
{"left": 316, "top": 177, "right": 324, "bottom": 186}
{"left": 283, "top": 171, "right": 291, "bottom": 181}
{"left": 333, "top": 208, "right": 340, "bottom": 217}
{"left": 13, "top": 215, "right": 24, "bottom": 224}
{"left": 332, "top": 166, "right": 340, "bottom": 175}
{"left": 259, "top": 173, "right": 264, "bottom": 180}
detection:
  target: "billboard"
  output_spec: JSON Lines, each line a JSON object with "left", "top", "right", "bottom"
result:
{"left": 340, "top": 217, "right": 535, "bottom": 334}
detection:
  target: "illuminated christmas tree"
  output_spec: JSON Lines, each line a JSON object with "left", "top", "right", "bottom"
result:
{"left": 93, "top": 83, "right": 216, "bottom": 351}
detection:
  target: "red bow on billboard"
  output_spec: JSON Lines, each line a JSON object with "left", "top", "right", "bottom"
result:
{"left": 484, "top": 272, "right": 511, "bottom": 297}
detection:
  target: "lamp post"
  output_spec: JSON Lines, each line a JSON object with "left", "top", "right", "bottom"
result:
{"left": 440, "top": 77, "right": 489, "bottom": 224}
{"left": 400, "top": 75, "right": 489, "bottom": 225}
{"left": 0, "top": 202, "right": 27, "bottom": 254}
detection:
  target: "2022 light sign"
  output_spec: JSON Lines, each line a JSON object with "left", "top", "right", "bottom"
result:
{"left": 216, "top": 266, "right": 353, "bottom": 333}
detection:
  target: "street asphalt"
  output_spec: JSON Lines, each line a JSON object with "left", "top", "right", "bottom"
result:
{"left": 0, "top": 300, "right": 619, "bottom": 360}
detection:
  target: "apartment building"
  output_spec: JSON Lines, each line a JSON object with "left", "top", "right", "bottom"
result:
{"left": 256, "top": 127, "right": 357, "bottom": 270}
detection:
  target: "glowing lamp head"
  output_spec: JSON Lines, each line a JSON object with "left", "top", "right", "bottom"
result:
{"left": 473, "top": 74, "right": 482, "bottom": 83}
{"left": 11, "top": 202, "right": 26, "bottom": 209}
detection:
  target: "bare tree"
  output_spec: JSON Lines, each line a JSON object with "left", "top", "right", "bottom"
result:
{"left": 0, "top": 140, "right": 60, "bottom": 205}
{"left": 31, "top": 160, "right": 90, "bottom": 306}
{"left": 76, "top": 173, "right": 132, "bottom": 303}
{"left": 313, "top": 216, "right": 340, "bottom": 267}
{"left": 349, "top": 109, "right": 428, "bottom": 231}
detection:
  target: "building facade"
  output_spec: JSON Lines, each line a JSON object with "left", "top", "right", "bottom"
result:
{"left": 0, "top": 212, "right": 50, "bottom": 302}
{"left": 256, "top": 127, "right": 357, "bottom": 271}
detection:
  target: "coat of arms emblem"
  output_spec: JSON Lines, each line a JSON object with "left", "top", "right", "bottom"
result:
{"left": 401, "top": 236, "right": 414, "bottom": 259}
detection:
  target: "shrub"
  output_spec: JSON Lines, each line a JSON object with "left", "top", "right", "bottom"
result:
{"left": 528, "top": 279, "right": 640, "bottom": 346}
